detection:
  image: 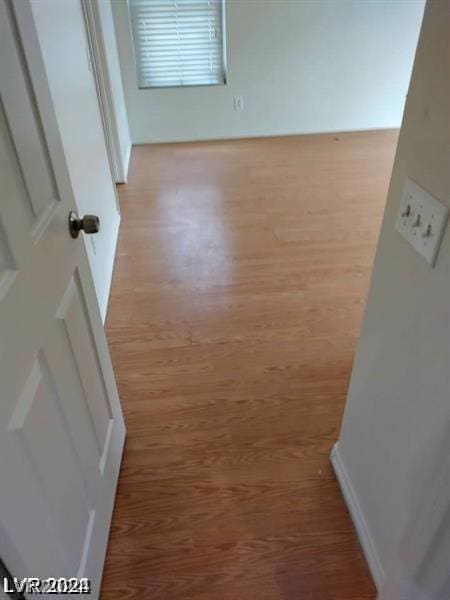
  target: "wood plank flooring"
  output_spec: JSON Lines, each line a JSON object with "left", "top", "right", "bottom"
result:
{"left": 102, "top": 131, "right": 398, "bottom": 599}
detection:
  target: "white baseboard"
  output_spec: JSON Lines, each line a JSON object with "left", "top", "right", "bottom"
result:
{"left": 121, "top": 141, "right": 131, "bottom": 183}
{"left": 330, "top": 441, "right": 385, "bottom": 590}
{"left": 132, "top": 126, "right": 399, "bottom": 145}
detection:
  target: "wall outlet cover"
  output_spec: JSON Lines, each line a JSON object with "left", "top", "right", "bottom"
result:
{"left": 395, "top": 177, "right": 448, "bottom": 267}
{"left": 233, "top": 96, "right": 244, "bottom": 111}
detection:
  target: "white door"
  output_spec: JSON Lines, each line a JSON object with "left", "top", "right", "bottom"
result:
{"left": 0, "top": 1, "right": 125, "bottom": 597}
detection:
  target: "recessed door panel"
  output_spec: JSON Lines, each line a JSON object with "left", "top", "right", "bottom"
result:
{"left": 58, "top": 274, "right": 113, "bottom": 468}
{"left": 7, "top": 353, "right": 91, "bottom": 573}
{"left": 0, "top": 218, "right": 16, "bottom": 299}
{"left": 0, "top": 1, "right": 59, "bottom": 238}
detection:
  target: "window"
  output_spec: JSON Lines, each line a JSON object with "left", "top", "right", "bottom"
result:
{"left": 129, "top": 0, "right": 226, "bottom": 88}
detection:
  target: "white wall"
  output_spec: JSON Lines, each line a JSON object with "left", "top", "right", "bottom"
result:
{"left": 112, "top": 0, "right": 425, "bottom": 144}
{"left": 31, "top": 0, "right": 120, "bottom": 320}
{"left": 95, "top": 0, "right": 132, "bottom": 182}
{"left": 335, "top": 0, "right": 450, "bottom": 595}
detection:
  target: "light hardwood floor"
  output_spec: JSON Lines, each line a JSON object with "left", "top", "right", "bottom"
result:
{"left": 102, "top": 130, "right": 398, "bottom": 599}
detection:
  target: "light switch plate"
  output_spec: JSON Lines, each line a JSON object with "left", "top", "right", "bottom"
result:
{"left": 395, "top": 177, "right": 448, "bottom": 266}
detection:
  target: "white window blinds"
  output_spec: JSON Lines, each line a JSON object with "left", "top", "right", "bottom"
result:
{"left": 129, "top": 0, "right": 226, "bottom": 88}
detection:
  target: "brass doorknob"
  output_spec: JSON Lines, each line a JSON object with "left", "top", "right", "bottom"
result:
{"left": 69, "top": 211, "right": 100, "bottom": 239}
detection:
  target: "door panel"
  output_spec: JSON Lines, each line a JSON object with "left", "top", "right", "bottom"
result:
{"left": 58, "top": 274, "right": 113, "bottom": 460}
{"left": 8, "top": 352, "right": 91, "bottom": 572}
{"left": 0, "top": 0, "right": 59, "bottom": 236}
{"left": 0, "top": 219, "right": 15, "bottom": 294}
{"left": 0, "top": 0, "right": 125, "bottom": 596}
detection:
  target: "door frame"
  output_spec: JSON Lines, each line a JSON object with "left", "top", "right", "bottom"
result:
{"left": 81, "top": 0, "right": 125, "bottom": 187}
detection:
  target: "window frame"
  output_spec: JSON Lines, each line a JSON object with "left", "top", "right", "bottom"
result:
{"left": 128, "top": 0, "right": 228, "bottom": 90}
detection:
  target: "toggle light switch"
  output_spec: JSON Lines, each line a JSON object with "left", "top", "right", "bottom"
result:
{"left": 395, "top": 177, "right": 448, "bottom": 267}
